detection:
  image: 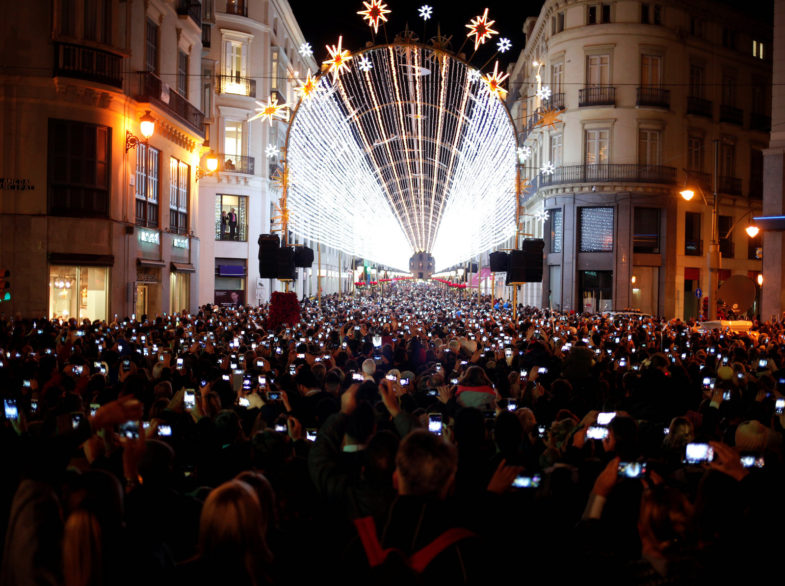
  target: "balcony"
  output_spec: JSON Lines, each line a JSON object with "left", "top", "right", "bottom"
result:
{"left": 217, "top": 74, "right": 256, "bottom": 97}
{"left": 132, "top": 72, "right": 205, "bottom": 136}
{"left": 176, "top": 0, "right": 202, "bottom": 28}
{"left": 750, "top": 112, "right": 771, "bottom": 132}
{"left": 636, "top": 87, "right": 670, "bottom": 109}
{"left": 718, "top": 175, "right": 742, "bottom": 196}
{"left": 719, "top": 104, "right": 743, "bottom": 125}
{"left": 225, "top": 0, "right": 248, "bottom": 16}
{"left": 215, "top": 220, "right": 248, "bottom": 242}
{"left": 538, "top": 163, "right": 677, "bottom": 187}
{"left": 685, "top": 239, "right": 703, "bottom": 256}
{"left": 219, "top": 153, "right": 255, "bottom": 175}
{"left": 686, "top": 170, "right": 712, "bottom": 192}
{"left": 687, "top": 96, "right": 712, "bottom": 118}
{"left": 579, "top": 86, "right": 615, "bottom": 107}
{"left": 202, "top": 23, "right": 212, "bottom": 47}
{"left": 543, "top": 92, "right": 565, "bottom": 111}
{"left": 53, "top": 42, "right": 123, "bottom": 89}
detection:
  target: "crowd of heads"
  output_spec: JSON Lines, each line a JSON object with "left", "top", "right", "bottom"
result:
{"left": 1, "top": 281, "right": 784, "bottom": 584}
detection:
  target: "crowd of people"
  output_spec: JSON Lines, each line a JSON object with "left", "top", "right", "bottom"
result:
{"left": 1, "top": 282, "right": 785, "bottom": 585}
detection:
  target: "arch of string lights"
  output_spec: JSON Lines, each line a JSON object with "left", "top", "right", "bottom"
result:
{"left": 286, "top": 42, "right": 517, "bottom": 272}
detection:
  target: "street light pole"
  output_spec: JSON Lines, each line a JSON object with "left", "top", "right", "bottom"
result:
{"left": 708, "top": 139, "right": 720, "bottom": 321}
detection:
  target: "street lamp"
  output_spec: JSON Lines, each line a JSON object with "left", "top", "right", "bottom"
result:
{"left": 126, "top": 110, "right": 155, "bottom": 152}
{"left": 196, "top": 151, "right": 219, "bottom": 181}
{"left": 680, "top": 139, "right": 760, "bottom": 320}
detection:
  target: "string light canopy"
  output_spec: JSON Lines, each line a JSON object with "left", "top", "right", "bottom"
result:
{"left": 285, "top": 38, "right": 516, "bottom": 272}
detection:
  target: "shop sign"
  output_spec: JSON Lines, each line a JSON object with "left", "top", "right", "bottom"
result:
{"left": 173, "top": 237, "right": 189, "bottom": 249}
{"left": 138, "top": 229, "right": 160, "bottom": 245}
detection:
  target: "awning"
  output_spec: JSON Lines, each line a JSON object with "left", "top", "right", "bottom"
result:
{"left": 171, "top": 262, "right": 196, "bottom": 273}
{"left": 218, "top": 264, "right": 246, "bottom": 277}
{"left": 753, "top": 216, "right": 785, "bottom": 231}
{"left": 137, "top": 258, "right": 166, "bottom": 267}
{"left": 49, "top": 253, "right": 114, "bottom": 266}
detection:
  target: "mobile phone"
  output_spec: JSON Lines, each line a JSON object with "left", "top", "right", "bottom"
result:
{"left": 400, "top": 378, "right": 409, "bottom": 386}
{"left": 176, "top": 358, "right": 184, "bottom": 368}
{"left": 184, "top": 389, "right": 196, "bottom": 410}
{"left": 618, "top": 359, "right": 627, "bottom": 367}
{"left": 238, "top": 397, "right": 250, "bottom": 408}
{"left": 266, "top": 391, "right": 281, "bottom": 401}
{"left": 758, "top": 359, "right": 768, "bottom": 369}
{"left": 504, "top": 348, "right": 512, "bottom": 358}
{"left": 740, "top": 454, "right": 765, "bottom": 468}
{"left": 618, "top": 461, "right": 647, "bottom": 478}
{"left": 4, "top": 399, "right": 18, "bottom": 420}
{"left": 297, "top": 353, "right": 305, "bottom": 359}
{"left": 512, "top": 473, "right": 541, "bottom": 488}
{"left": 122, "top": 359, "right": 131, "bottom": 372}
{"left": 507, "top": 398, "right": 517, "bottom": 412}
{"left": 258, "top": 376, "right": 266, "bottom": 387}
{"left": 702, "top": 377, "right": 712, "bottom": 387}
{"left": 386, "top": 374, "right": 397, "bottom": 381}
{"left": 306, "top": 428, "right": 317, "bottom": 442}
{"left": 70, "top": 413, "right": 83, "bottom": 429}
{"left": 684, "top": 442, "right": 714, "bottom": 465}
{"left": 776, "top": 398, "right": 785, "bottom": 415}
{"left": 274, "top": 422, "right": 287, "bottom": 433}
{"left": 89, "top": 402, "right": 100, "bottom": 417}
{"left": 538, "top": 367, "right": 548, "bottom": 374}
{"left": 538, "top": 425, "right": 547, "bottom": 438}
{"left": 22, "top": 379, "right": 31, "bottom": 388}
{"left": 450, "top": 377, "right": 459, "bottom": 385}
{"left": 289, "top": 365, "right": 297, "bottom": 375}
{"left": 428, "top": 413, "right": 443, "bottom": 435}
{"left": 596, "top": 412, "right": 616, "bottom": 425}
{"left": 256, "top": 360, "right": 264, "bottom": 368}
{"left": 118, "top": 421, "right": 139, "bottom": 439}
{"left": 586, "top": 425, "right": 609, "bottom": 440}
{"left": 373, "top": 336, "right": 382, "bottom": 348}
{"left": 723, "top": 390, "right": 731, "bottom": 401}
{"left": 157, "top": 424, "right": 172, "bottom": 437}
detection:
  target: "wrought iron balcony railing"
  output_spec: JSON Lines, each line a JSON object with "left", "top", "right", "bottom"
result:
{"left": 637, "top": 87, "right": 670, "bottom": 108}
{"left": 217, "top": 74, "right": 256, "bottom": 97}
{"left": 53, "top": 42, "right": 123, "bottom": 89}
{"left": 219, "top": 153, "right": 255, "bottom": 175}
{"left": 719, "top": 104, "right": 743, "bottom": 125}
{"left": 687, "top": 96, "right": 712, "bottom": 118}
{"left": 579, "top": 86, "right": 615, "bottom": 107}
{"left": 132, "top": 72, "right": 205, "bottom": 136}
{"left": 176, "top": 0, "right": 202, "bottom": 28}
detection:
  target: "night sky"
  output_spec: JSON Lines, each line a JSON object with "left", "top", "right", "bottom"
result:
{"left": 288, "top": 0, "right": 547, "bottom": 71}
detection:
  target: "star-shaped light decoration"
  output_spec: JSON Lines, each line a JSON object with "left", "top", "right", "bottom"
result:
{"left": 536, "top": 85, "right": 552, "bottom": 100}
{"left": 534, "top": 208, "right": 549, "bottom": 222}
{"left": 481, "top": 61, "right": 509, "bottom": 99}
{"left": 536, "top": 108, "right": 564, "bottom": 130}
{"left": 540, "top": 161, "right": 555, "bottom": 175}
{"left": 250, "top": 94, "right": 287, "bottom": 125}
{"left": 296, "top": 71, "right": 318, "bottom": 101}
{"left": 517, "top": 145, "right": 531, "bottom": 162}
{"left": 358, "top": 0, "right": 391, "bottom": 35}
{"left": 497, "top": 37, "right": 512, "bottom": 53}
{"left": 323, "top": 36, "right": 353, "bottom": 81}
{"left": 517, "top": 177, "right": 532, "bottom": 194}
{"left": 467, "top": 68, "right": 482, "bottom": 82}
{"left": 357, "top": 56, "right": 373, "bottom": 72}
{"left": 466, "top": 8, "right": 499, "bottom": 51}
{"left": 299, "top": 42, "right": 313, "bottom": 58}
{"left": 419, "top": 4, "right": 433, "bottom": 20}
{"left": 265, "top": 144, "right": 279, "bottom": 159}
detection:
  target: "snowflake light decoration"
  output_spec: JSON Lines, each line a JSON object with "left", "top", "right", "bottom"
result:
{"left": 467, "top": 68, "right": 482, "bottom": 82}
{"left": 358, "top": 0, "right": 391, "bottom": 35}
{"left": 323, "top": 36, "right": 353, "bottom": 81}
{"left": 497, "top": 37, "right": 512, "bottom": 53}
{"left": 540, "top": 161, "right": 555, "bottom": 175}
{"left": 299, "top": 42, "right": 313, "bottom": 58}
{"left": 265, "top": 144, "right": 279, "bottom": 159}
{"left": 481, "top": 61, "right": 509, "bottom": 99}
{"left": 534, "top": 208, "right": 549, "bottom": 222}
{"left": 536, "top": 85, "right": 552, "bottom": 100}
{"left": 419, "top": 4, "right": 432, "bottom": 20}
{"left": 250, "top": 94, "right": 287, "bottom": 125}
{"left": 357, "top": 56, "right": 373, "bottom": 72}
{"left": 517, "top": 145, "right": 531, "bottom": 162}
{"left": 296, "top": 71, "right": 318, "bottom": 101}
{"left": 466, "top": 8, "right": 499, "bottom": 51}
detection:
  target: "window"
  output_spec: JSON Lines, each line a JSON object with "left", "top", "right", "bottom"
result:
{"left": 579, "top": 270, "right": 613, "bottom": 313}
{"left": 552, "top": 11, "right": 564, "bottom": 34}
{"left": 641, "top": 55, "right": 661, "bottom": 88}
{"left": 685, "top": 212, "right": 701, "bottom": 256}
{"left": 135, "top": 143, "right": 159, "bottom": 227}
{"left": 751, "top": 78, "right": 767, "bottom": 115}
{"left": 551, "top": 62, "right": 564, "bottom": 94}
{"left": 215, "top": 194, "right": 248, "bottom": 241}
{"left": 748, "top": 233, "right": 762, "bottom": 260}
{"left": 719, "top": 215, "right": 734, "bottom": 258}
{"left": 83, "top": 0, "right": 111, "bottom": 44}
{"left": 48, "top": 265, "right": 108, "bottom": 322}
{"left": 584, "top": 128, "right": 609, "bottom": 165}
{"left": 689, "top": 16, "right": 703, "bottom": 38}
{"left": 722, "top": 28, "right": 736, "bottom": 50}
{"left": 750, "top": 147, "right": 763, "bottom": 199}
{"left": 224, "top": 121, "right": 244, "bottom": 169}
{"left": 720, "top": 139, "right": 735, "bottom": 178}
{"left": 551, "top": 133, "right": 563, "bottom": 167}
{"left": 586, "top": 54, "right": 610, "bottom": 86}
{"left": 653, "top": 5, "right": 661, "bottom": 24}
{"left": 202, "top": 68, "right": 213, "bottom": 121}
{"left": 271, "top": 46, "right": 280, "bottom": 93}
{"left": 226, "top": 0, "right": 247, "bottom": 16}
{"left": 638, "top": 129, "right": 661, "bottom": 166}
{"left": 587, "top": 3, "right": 611, "bottom": 24}
{"left": 48, "top": 119, "right": 110, "bottom": 217}
{"left": 641, "top": 3, "right": 650, "bottom": 23}
{"left": 689, "top": 63, "right": 704, "bottom": 98}
{"left": 752, "top": 40, "right": 765, "bottom": 59}
{"left": 177, "top": 50, "right": 188, "bottom": 97}
{"left": 549, "top": 209, "right": 563, "bottom": 253}
{"left": 145, "top": 18, "right": 158, "bottom": 73}
{"left": 633, "top": 208, "right": 660, "bottom": 253}
{"left": 721, "top": 72, "right": 737, "bottom": 106}
{"left": 169, "top": 158, "right": 190, "bottom": 234}
{"left": 224, "top": 39, "right": 247, "bottom": 80}
{"left": 687, "top": 135, "right": 703, "bottom": 171}
{"left": 579, "top": 207, "right": 614, "bottom": 252}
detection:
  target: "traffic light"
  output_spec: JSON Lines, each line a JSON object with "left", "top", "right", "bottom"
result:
{"left": 0, "top": 269, "right": 9, "bottom": 302}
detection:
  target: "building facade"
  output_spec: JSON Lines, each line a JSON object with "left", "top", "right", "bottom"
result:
{"left": 0, "top": 0, "right": 206, "bottom": 320}
{"left": 508, "top": 0, "right": 771, "bottom": 318}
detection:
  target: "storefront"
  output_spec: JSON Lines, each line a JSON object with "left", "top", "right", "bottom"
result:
{"left": 170, "top": 263, "right": 194, "bottom": 314}
{"left": 215, "top": 259, "right": 246, "bottom": 307}
{"left": 48, "top": 263, "right": 109, "bottom": 322}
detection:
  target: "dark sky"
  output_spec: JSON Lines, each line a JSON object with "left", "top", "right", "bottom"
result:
{"left": 288, "top": 0, "right": 547, "bottom": 71}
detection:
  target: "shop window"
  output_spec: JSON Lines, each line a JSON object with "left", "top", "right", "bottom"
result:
{"left": 170, "top": 271, "right": 190, "bottom": 313}
{"left": 49, "top": 265, "right": 108, "bottom": 322}
{"left": 633, "top": 207, "right": 660, "bottom": 253}
{"left": 685, "top": 212, "right": 702, "bottom": 256}
{"left": 48, "top": 119, "right": 110, "bottom": 217}
{"left": 169, "top": 157, "right": 189, "bottom": 234}
{"left": 549, "top": 209, "right": 563, "bottom": 253}
{"left": 579, "top": 270, "right": 613, "bottom": 313}
{"left": 135, "top": 143, "right": 159, "bottom": 227}
{"left": 215, "top": 194, "right": 248, "bottom": 241}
